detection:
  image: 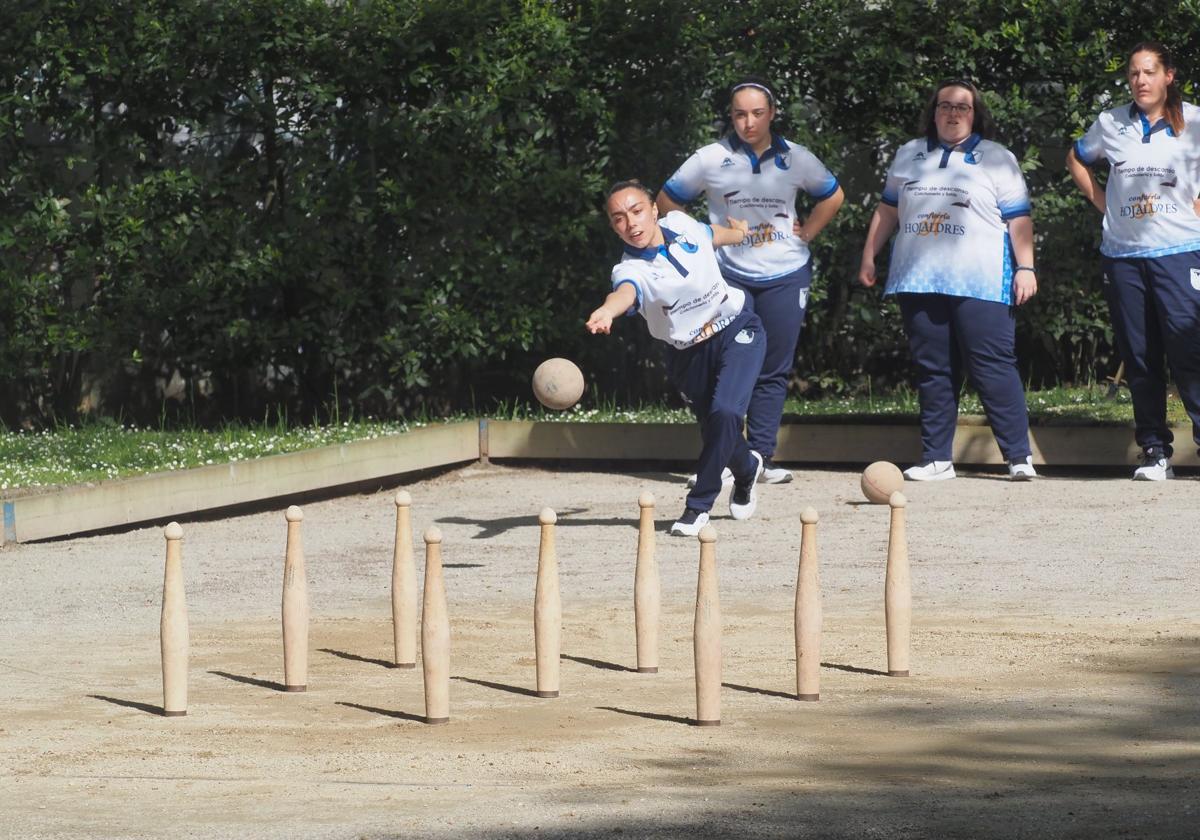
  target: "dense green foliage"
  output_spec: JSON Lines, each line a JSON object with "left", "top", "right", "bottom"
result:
{"left": 3, "top": 0, "right": 1200, "bottom": 426}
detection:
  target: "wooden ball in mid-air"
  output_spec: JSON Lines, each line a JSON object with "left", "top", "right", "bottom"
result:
{"left": 861, "top": 461, "right": 903, "bottom": 504}
{"left": 532, "top": 358, "right": 584, "bottom": 410}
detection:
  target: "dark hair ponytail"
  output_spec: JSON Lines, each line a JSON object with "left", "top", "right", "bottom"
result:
{"left": 1128, "top": 41, "right": 1184, "bottom": 134}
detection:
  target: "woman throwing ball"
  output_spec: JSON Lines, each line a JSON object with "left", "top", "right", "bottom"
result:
{"left": 588, "top": 181, "right": 765, "bottom": 537}
{"left": 1067, "top": 41, "right": 1200, "bottom": 480}
{"left": 658, "top": 76, "right": 844, "bottom": 485}
{"left": 858, "top": 79, "right": 1038, "bottom": 481}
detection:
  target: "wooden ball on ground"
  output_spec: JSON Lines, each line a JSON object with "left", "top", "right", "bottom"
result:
{"left": 861, "top": 461, "right": 903, "bottom": 504}
{"left": 532, "top": 358, "right": 584, "bottom": 410}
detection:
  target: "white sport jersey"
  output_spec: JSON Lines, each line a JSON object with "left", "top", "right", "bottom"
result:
{"left": 662, "top": 134, "right": 839, "bottom": 283}
{"left": 1074, "top": 102, "right": 1200, "bottom": 259}
{"left": 610, "top": 211, "right": 746, "bottom": 350}
{"left": 879, "top": 134, "right": 1031, "bottom": 305}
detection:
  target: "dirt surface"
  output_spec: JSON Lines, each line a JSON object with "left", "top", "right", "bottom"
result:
{"left": 1, "top": 463, "right": 1198, "bottom": 839}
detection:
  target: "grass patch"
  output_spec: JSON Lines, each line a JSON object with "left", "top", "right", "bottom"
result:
{"left": 0, "top": 386, "right": 1188, "bottom": 492}
{"left": 0, "top": 418, "right": 418, "bottom": 492}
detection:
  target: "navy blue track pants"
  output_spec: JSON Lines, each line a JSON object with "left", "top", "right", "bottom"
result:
{"left": 1102, "top": 252, "right": 1200, "bottom": 457}
{"left": 898, "top": 293, "right": 1031, "bottom": 463}
{"left": 670, "top": 309, "right": 766, "bottom": 512}
{"left": 726, "top": 263, "right": 812, "bottom": 459}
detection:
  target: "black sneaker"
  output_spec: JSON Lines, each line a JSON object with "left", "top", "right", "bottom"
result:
{"left": 669, "top": 507, "right": 710, "bottom": 537}
{"left": 730, "top": 451, "right": 764, "bottom": 520}
{"left": 759, "top": 456, "right": 793, "bottom": 484}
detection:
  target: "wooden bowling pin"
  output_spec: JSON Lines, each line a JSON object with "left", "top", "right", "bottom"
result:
{"left": 795, "top": 507, "right": 821, "bottom": 701}
{"left": 391, "top": 491, "right": 417, "bottom": 669}
{"left": 885, "top": 491, "right": 911, "bottom": 677}
{"left": 693, "top": 525, "right": 721, "bottom": 726}
{"left": 281, "top": 505, "right": 308, "bottom": 692}
{"left": 534, "top": 508, "right": 561, "bottom": 698}
{"left": 160, "top": 522, "right": 188, "bottom": 717}
{"left": 634, "top": 492, "right": 660, "bottom": 674}
{"left": 421, "top": 527, "right": 450, "bottom": 724}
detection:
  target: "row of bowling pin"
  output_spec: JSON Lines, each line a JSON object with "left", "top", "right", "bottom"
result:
{"left": 159, "top": 499, "right": 450, "bottom": 723}
{"left": 158, "top": 489, "right": 911, "bottom": 725}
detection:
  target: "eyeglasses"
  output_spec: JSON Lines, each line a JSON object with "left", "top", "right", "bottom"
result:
{"left": 936, "top": 102, "right": 973, "bottom": 115}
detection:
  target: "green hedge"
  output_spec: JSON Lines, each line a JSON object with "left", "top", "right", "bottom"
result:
{"left": 2, "top": 0, "right": 1198, "bottom": 426}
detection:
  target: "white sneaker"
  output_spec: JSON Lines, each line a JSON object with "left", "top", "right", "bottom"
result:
{"left": 729, "top": 451, "right": 764, "bottom": 520}
{"left": 686, "top": 468, "right": 734, "bottom": 489}
{"left": 1133, "top": 452, "right": 1174, "bottom": 481}
{"left": 670, "top": 508, "right": 710, "bottom": 537}
{"left": 759, "top": 456, "right": 794, "bottom": 484}
{"left": 1008, "top": 456, "right": 1037, "bottom": 481}
{"left": 903, "top": 460, "right": 956, "bottom": 481}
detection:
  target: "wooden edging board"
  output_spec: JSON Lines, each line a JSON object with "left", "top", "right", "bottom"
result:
{"left": 3, "top": 417, "right": 1192, "bottom": 544}
{"left": 2, "top": 421, "right": 478, "bottom": 544}
{"left": 484, "top": 418, "right": 1196, "bottom": 469}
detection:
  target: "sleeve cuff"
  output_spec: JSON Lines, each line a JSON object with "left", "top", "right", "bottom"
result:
{"left": 1000, "top": 206, "right": 1032, "bottom": 221}
{"left": 1072, "top": 138, "right": 1098, "bottom": 167}
{"left": 810, "top": 178, "right": 840, "bottom": 202}
{"left": 661, "top": 181, "right": 696, "bottom": 204}
{"left": 880, "top": 192, "right": 898, "bottom": 207}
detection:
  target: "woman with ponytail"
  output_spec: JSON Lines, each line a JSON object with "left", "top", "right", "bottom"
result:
{"left": 1067, "top": 41, "right": 1200, "bottom": 480}
{"left": 658, "top": 76, "right": 844, "bottom": 487}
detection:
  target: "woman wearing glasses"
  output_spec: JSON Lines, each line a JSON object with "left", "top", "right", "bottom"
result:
{"left": 658, "top": 76, "right": 844, "bottom": 487}
{"left": 1066, "top": 42, "right": 1200, "bottom": 481}
{"left": 858, "top": 79, "right": 1038, "bottom": 481}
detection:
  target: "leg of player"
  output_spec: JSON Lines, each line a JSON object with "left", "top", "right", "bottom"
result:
{"left": 669, "top": 312, "right": 766, "bottom": 536}
{"left": 711, "top": 314, "right": 766, "bottom": 520}
{"left": 952, "top": 297, "right": 1036, "bottom": 480}
{"left": 728, "top": 266, "right": 811, "bottom": 484}
{"left": 1103, "top": 257, "right": 1175, "bottom": 478}
{"left": 1146, "top": 252, "right": 1200, "bottom": 463}
{"left": 898, "top": 294, "right": 959, "bottom": 481}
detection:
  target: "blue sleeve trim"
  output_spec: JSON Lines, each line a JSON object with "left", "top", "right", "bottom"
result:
{"left": 661, "top": 180, "right": 697, "bottom": 204}
{"left": 704, "top": 224, "right": 713, "bottom": 239}
{"left": 1000, "top": 206, "right": 1032, "bottom": 221}
{"left": 613, "top": 278, "right": 642, "bottom": 314}
{"left": 880, "top": 190, "right": 898, "bottom": 207}
{"left": 1072, "top": 137, "right": 1098, "bottom": 167}
{"left": 810, "top": 177, "right": 840, "bottom": 202}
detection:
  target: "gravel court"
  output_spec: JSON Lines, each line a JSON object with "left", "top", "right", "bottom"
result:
{"left": 0, "top": 463, "right": 1197, "bottom": 838}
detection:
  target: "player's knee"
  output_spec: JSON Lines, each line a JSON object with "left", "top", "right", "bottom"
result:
{"left": 707, "top": 404, "right": 742, "bottom": 429}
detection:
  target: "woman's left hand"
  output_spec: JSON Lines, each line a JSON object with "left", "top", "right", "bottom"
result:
{"left": 1014, "top": 271, "right": 1038, "bottom": 306}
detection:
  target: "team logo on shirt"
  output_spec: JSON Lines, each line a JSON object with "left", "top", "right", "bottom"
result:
{"left": 734, "top": 328, "right": 756, "bottom": 344}
{"left": 673, "top": 236, "right": 699, "bottom": 254}
{"left": 743, "top": 222, "right": 790, "bottom": 248}
{"left": 913, "top": 152, "right": 927, "bottom": 161}
{"left": 721, "top": 157, "right": 735, "bottom": 167}
{"left": 1120, "top": 192, "right": 1178, "bottom": 219}
{"left": 1191, "top": 268, "right": 1200, "bottom": 291}
{"left": 661, "top": 298, "right": 681, "bottom": 315}
{"left": 904, "top": 211, "right": 965, "bottom": 237}
{"left": 775, "top": 153, "right": 790, "bottom": 170}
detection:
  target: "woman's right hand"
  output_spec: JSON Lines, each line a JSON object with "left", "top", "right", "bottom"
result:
{"left": 857, "top": 257, "right": 878, "bottom": 288}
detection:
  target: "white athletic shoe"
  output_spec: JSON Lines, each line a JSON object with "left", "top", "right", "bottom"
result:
{"left": 903, "top": 460, "right": 956, "bottom": 481}
{"left": 759, "top": 456, "right": 794, "bottom": 484}
{"left": 670, "top": 508, "right": 710, "bottom": 537}
{"left": 1008, "top": 456, "right": 1037, "bottom": 481}
{"left": 1133, "top": 452, "right": 1174, "bottom": 481}
{"left": 685, "top": 468, "right": 734, "bottom": 489}
{"left": 729, "top": 451, "right": 764, "bottom": 521}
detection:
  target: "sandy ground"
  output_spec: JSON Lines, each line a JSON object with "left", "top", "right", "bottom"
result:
{"left": 0, "top": 462, "right": 1197, "bottom": 839}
